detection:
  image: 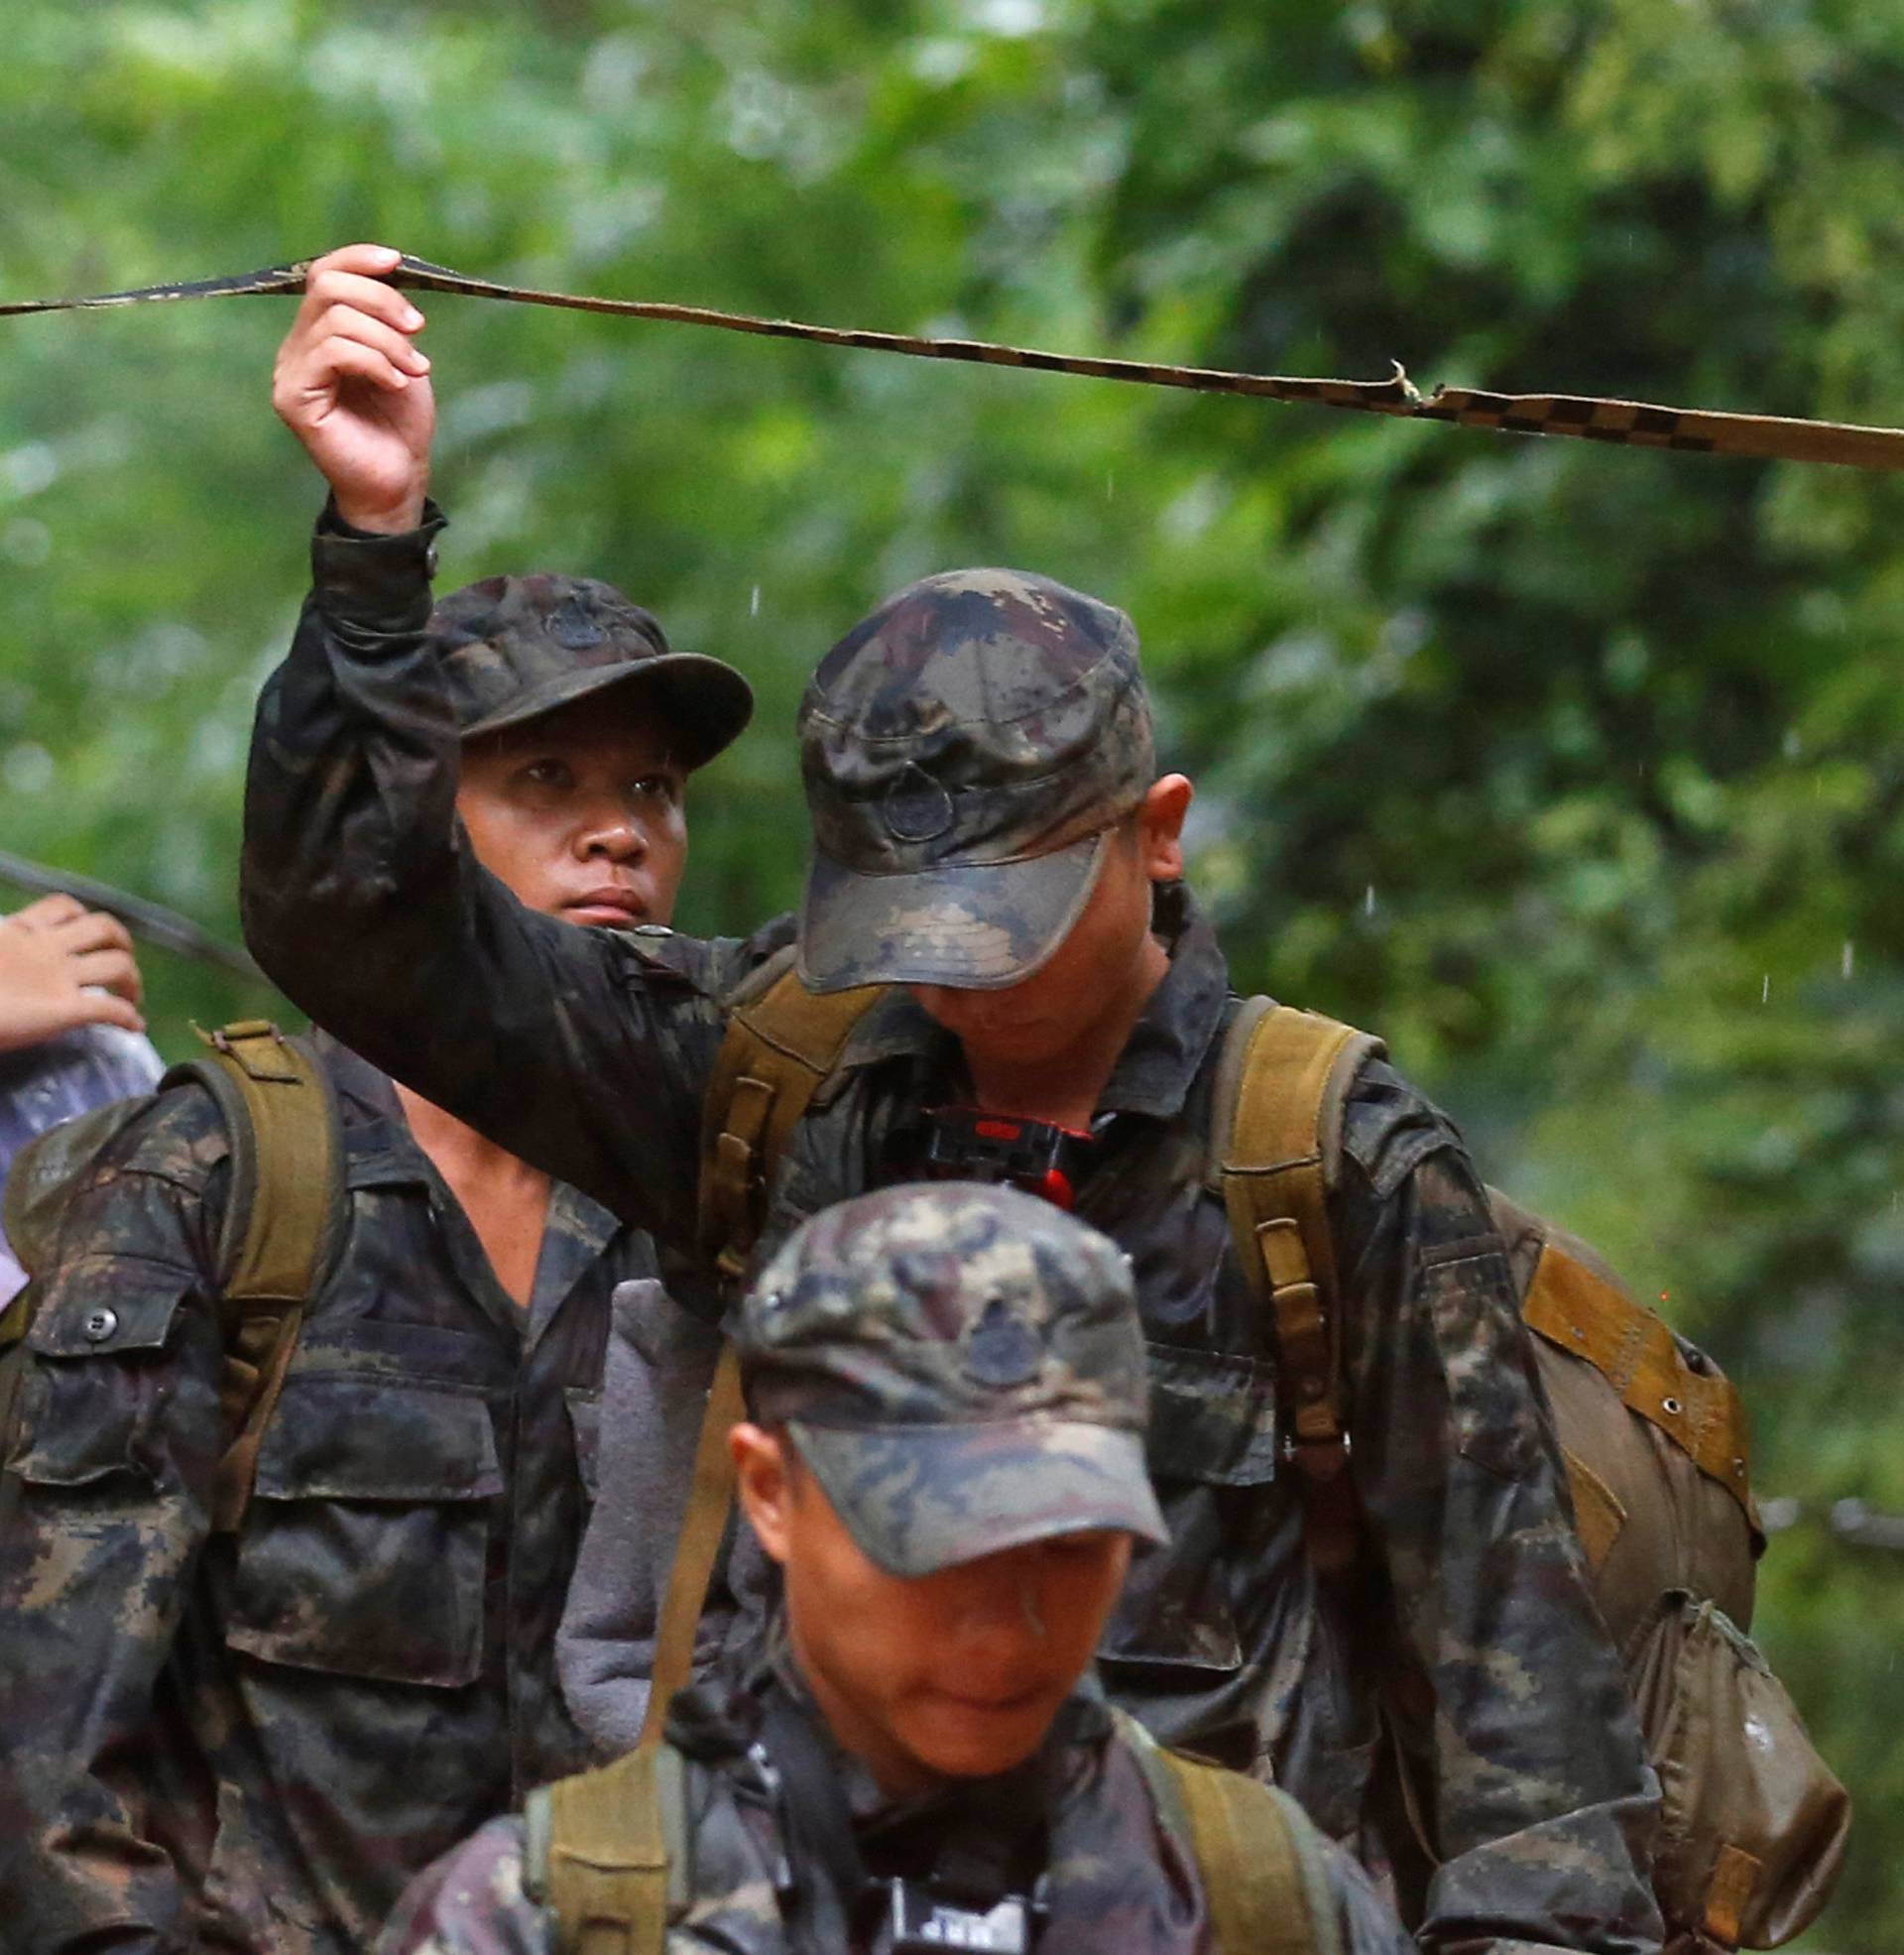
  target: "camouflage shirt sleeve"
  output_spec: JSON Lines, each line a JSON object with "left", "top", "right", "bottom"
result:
{"left": 1332, "top": 1846, "right": 1420, "bottom": 1955}
{"left": 1333, "top": 1059, "right": 1663, "bottom": 1955}
{"left": 0, "top": 1087, "right": 229, "bottom": 1953}
{"left": 375, "top": 1818, "right": 552, "bottom": 1955}
{"left": 375, "top": 1811, "right": 772, "bottom": 1955}
{"left": 240, "top": 505, "right": 779, "bottom": 1246}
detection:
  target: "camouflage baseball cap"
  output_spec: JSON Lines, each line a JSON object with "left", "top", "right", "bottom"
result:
{"left": 794, "top": 568, "right": 1155, "bottom": 993}
{"left": 428, "top": 573, "right": 753, "bottom": 766}
{"left": 738, "top": 1181, "right": 1167, "bottom": 1578}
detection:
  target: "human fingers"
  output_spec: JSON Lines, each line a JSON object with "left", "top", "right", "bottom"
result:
{"left": 302, "top": 268, "right": 428, "bottom": 341}
{"left": 70, "top": 987, "right": 147, "bottom": 1037}
{"left": 304, "top": 242, "right": 406, "bottom": 287}
{"left": 49, "top": 907, "right": 135, "bottom": 958}
{"left": 281, "top": 248, "right": 422, "bottom": 378}
{"left": 302, "top": 334, "right": 420, "bottom": 399}
{"left": 7, "top": 892, "right": 85, "bottom": 932}
{"left": 302, "top": 303, "right": 430, "bottom": 379}
{"left": 71, "top": 947, "right": 144, "bottom": 1007}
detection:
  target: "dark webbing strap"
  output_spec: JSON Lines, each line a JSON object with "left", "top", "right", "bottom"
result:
{"left": 7, "top": 254, "right": 1904, "bottom": 470}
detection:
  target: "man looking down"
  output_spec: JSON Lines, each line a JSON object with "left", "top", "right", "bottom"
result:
{"left": 381, "top": 1181, "right": 1414, "bottom": 1955}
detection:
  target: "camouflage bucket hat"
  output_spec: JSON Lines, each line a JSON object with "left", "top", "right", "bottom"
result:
{"left": 739, "top": 1181, "right": 1167, "bottom": 1578}
{"left": 794, "top": 569, "right": 1155, "bottom": 993}
{"left": 428, "top": 573, "right": 754, "bottom": 766}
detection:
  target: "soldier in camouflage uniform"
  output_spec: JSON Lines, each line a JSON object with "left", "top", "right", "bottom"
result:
{"left": 0, "top": 570, "right": 754, "bottom": 1955}
{"left": 247, "top": 244, "right": 1663, "bottom": 1955}
{"left": 380, "top": 1181, "right": 1414, "bottom": 1955}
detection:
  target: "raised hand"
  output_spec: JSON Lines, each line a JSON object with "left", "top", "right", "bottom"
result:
{"left": 0, "top": 894, "right": 147, "bottom": 1049}
{"left": 272, "top": 243, "right": 435, "bottom": 534}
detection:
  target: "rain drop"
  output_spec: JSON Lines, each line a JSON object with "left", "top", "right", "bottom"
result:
{"left": 1843, "top": 940, "right": 1854, "bottom": 980}
{"left": 1761, "top": 973, "right": 1770, "bottom": 1005}
{"left": 1105, "top": 470, "right": 1116, "bottom": 503}
{"left": 1364, "top": 885, "right": 1376, "bottom": 917}
{"left": 750, "top": 584, "right": 762, "bottom": 618}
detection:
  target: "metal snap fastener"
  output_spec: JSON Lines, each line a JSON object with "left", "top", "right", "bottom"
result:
{"left": 1661, "top": 1396, "right": 1684, "bottom": 1416}
{"left": 83, "top": 1307, "right": 119, "bottom": 1343}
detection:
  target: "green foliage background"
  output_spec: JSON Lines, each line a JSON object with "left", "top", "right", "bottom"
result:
{"left": 2, "top": 1, "right": 1898, "bottom": 1942}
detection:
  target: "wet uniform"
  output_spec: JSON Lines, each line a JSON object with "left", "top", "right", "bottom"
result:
{"left": 241, "top": 509, "right": 1662, "bottom": 1955}
{"left": 382, "top": 1649, "right": 1414, "bottom": 1955}
{"left": 0, "top": 1039, "right": 665, "bottom": 1955}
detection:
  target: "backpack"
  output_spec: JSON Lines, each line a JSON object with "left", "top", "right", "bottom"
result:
{"left": 525, "top": 1701, "right": 1342, "bottom": 1955}
{"left": 0, "top": 1019, "right": 347, "bottom": 1532}
{"left": 690, "top": 956, "right": 1848, "bottom": 1952}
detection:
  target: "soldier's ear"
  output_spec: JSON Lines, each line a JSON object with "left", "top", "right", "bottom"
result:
{"left": 1138, "top": 774, "right": 1193, "bottom": 882}
{"left": 731, "top": 1421, "right": 794, "bottom": 1565}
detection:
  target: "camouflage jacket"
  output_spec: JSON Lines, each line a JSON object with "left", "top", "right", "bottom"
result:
{"left": 0, "top": 1037, "right": 667, "bottom": 1955}
{"left": 379, "top": 1647, "right": 1413, "bottom": 1955}
{"left": 241, "top": 511, "right": 1664, "bottom": 1955}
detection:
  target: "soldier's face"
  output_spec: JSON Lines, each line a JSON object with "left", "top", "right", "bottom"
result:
{"left": 456, "top": 699, "right": 689, "bottom": 927}
{"left": 735, "top": 1424, "right": 1131, "bottom": 1796}
{"left": 910, "top": 775, "right": 1192, "bottom": 1069}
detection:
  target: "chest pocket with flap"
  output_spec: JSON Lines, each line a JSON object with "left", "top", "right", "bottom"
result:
{"left": 225, "top": 1371, "right": 503, "bottom": 1688}
{"left": 1099, "top": 1345, "right": 1278, "bottom": 1674}
{"left": 7, "top": 1276, "right": 194, "bottom": 1489}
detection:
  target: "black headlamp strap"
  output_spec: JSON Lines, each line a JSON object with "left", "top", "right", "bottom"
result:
{"left": 762, "top": 1688, "right": 875, "bottom": 1954}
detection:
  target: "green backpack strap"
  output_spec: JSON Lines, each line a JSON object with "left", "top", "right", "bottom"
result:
{"left": 527, "top": 1740, "right": 690, "bottom": 1955}
{"left": 1120, "top": 1711, "right": 1341, "bottom": 1955}
{"left": 1210, "top": 996, "right": 1384, "bottom": 1575}
{"left": 167, "top": 1020, "right": 347, "bottom": 1533}
{"left": 698, "top": 945, "right": 885, "bottom": 1284}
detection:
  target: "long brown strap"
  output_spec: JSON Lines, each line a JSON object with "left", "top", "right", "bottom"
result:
{"left": 8, "top": 254, "right": 1904, "bottom": 471}
{"left": 1215, "top": 1001, "right": 1383, "bottom": 1576}
{"left": 637, "top": 1341, "right": 748, "bottom": 1750}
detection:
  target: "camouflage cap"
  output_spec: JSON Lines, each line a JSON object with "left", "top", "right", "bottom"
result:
{"left": 794, "top": 568, "right": 1155, "bottom": 993}
{"left": 428, "top": 573, "right": 753, "bottom": 767}
{"left": 738, "top": 1181, "right": 1167, "bottom": 1578}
